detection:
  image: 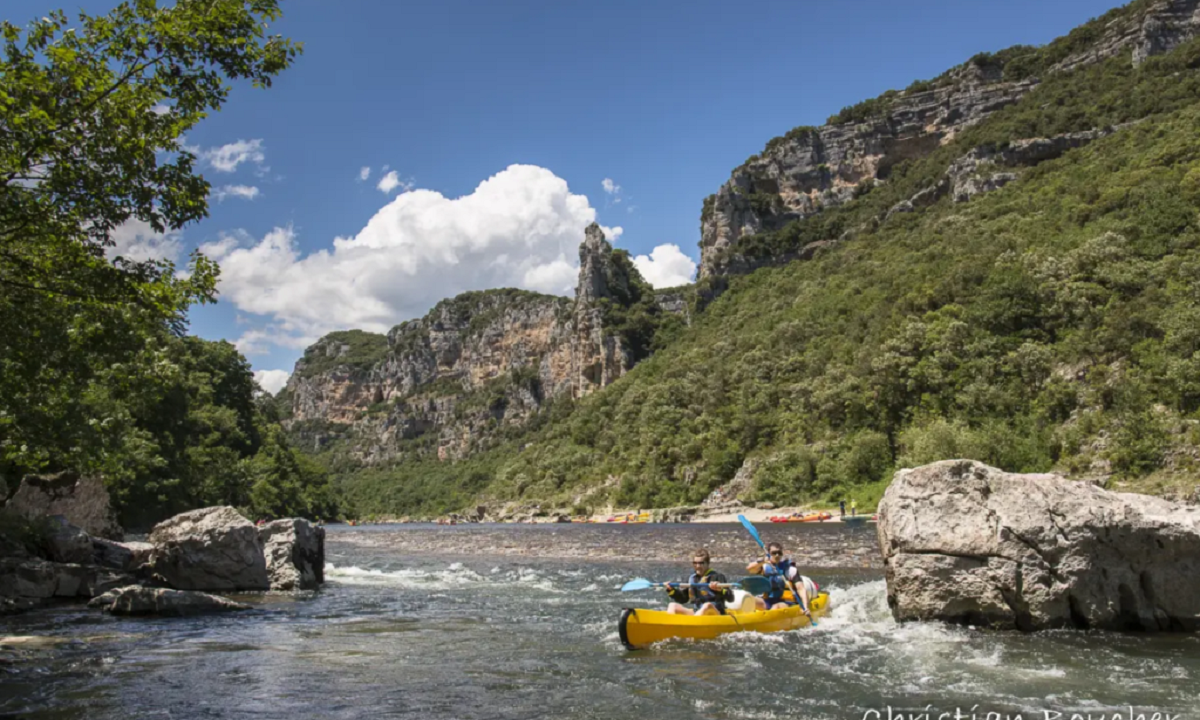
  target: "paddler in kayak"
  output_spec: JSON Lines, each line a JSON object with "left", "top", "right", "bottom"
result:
{"left": 665, "top": 547, "right": 735, "bottom": 616}
{"left": 747, "top": 542, "right": 817, "bottom": 616}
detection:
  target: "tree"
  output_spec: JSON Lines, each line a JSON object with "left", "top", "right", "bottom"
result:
{"left": 0, "top": 1, "right": 301, "bottom": 487}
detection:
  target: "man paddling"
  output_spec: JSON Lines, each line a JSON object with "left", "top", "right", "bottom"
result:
{"left": 746, "top": 542, "right": 817, "bottom": 615}
{"left": 665, "top": 547, "right": 734, "bottom": 616}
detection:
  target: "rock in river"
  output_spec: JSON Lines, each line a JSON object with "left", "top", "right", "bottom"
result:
{"left": 88, "top": 586, "right": 249, "bottom": 616}
{"left": 259, "top": 518, "right": 324, "bottom": 591}
{"left": 146, "top": 507, "right": 269, "bottom": 592}
{"left": 877, "top": 460, "right": 1200, "bottom": 631}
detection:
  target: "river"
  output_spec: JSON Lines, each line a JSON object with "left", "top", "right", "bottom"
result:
{"left": 1, "top": 523, "right": 1197, "bottom": 719}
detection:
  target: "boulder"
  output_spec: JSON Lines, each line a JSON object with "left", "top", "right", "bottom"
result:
{"left": 0, "top": 558, "right": 125, "bottom": 602}
{"left": 878, "top": 460, "right": 1200, "bottom": 631}
{"left": 0, "top": 558, "right": 60, "bottom": 600}
{"left": 45, "top": 516, "right": 93, "bottom": 565}
{"left": 5, "top": 471, "right": 122, "bottom": 540}
{"left": 92, "top": 538, "right": 155, "bottom": 572}
{"left": 88, "top": 586, "right": 249, "bottom": 616}
{"left": 258, "top": 519, "right": 324, "bottom": 591}
{"left": 147, "top": 507, "right": 269, "bottom": 591}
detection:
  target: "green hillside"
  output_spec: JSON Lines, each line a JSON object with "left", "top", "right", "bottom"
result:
{"left": 330, "top": 25, "right": 1200, "bottom": 518}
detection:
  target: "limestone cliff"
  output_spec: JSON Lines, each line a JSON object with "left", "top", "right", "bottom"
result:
{"left": 698, "top": 0, "right": 1200, "bottom": 279}
{"left": 284, "top": 224, "right": 680, "bottom": 463}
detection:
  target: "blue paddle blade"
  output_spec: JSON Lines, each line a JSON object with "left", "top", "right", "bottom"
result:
{"left": 621, "top": 578, "right": 655, "bottom": 592}
{"left": 737, "top": 514, "right": 765, "bottom": 550}
{"left": 738, "top": 576, "right": 771, "bottom": 595}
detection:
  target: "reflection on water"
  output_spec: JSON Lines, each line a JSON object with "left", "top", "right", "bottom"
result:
{"left": 1, "top": 523, "right": 1197, "bottom": 719}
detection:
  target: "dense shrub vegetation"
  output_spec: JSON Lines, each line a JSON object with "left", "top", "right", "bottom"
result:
{"left": 293, "top": 330, "right": 391, "bottom": 379}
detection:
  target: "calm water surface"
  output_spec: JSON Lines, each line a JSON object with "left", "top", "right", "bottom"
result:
{"left": 1, "top": 523, "right": 1197, "bottom": 719}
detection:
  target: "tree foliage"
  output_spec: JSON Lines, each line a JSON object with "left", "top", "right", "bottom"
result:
{"left": 1, "top": 2, "right": 326, "bottom": 526}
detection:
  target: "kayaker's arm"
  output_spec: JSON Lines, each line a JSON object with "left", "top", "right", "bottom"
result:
{"left": 664, "top": 583, "right": 690, "bottom": 604}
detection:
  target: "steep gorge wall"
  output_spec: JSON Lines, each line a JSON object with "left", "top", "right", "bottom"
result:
{"left": 284, "top": 224, "right": 677, "bottom": 463}
{"left": 698, "top": 0, "right": 1200, "bottom": 279}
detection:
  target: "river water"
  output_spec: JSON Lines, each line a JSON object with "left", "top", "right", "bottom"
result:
{"left": 2, "top": 523, "right": 1197, "bottom": 719}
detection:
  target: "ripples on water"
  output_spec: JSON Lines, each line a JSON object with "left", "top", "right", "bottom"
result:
{"left": 2, "top": 523, "right": 1197, "bottom": 719}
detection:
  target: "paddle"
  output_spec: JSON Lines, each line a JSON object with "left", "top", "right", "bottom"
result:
{"left": 621, "top": 576, "right": 771, "bottom": 594}
{"left": 737, "top": 514, "right": 817, "bottom": 625}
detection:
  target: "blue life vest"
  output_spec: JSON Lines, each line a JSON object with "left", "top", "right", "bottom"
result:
{"left": 763, "top": 558, "right": 795, "bottom": 603}
{"left": 688, "top": 569, "right": 722, "bottom": 607}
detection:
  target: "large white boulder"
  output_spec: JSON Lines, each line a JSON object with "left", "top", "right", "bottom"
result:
{"left": 258, "top": 518, "right": 325, "bottom": 591}
{"left": 147, "top": 507, "right": 269, "bottom": 591}
{"left": 877, "top": 460, "right": 1200, "bottom": 631}
{"left": 5, "top": 471, "right": 122, "bottom": 540}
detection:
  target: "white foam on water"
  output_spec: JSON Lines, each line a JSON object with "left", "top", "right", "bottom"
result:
{"left": 324, "top": 562, "right": 567, "bottom": 593}
{"left": 324, "top": 562, "right": 487, "bottom": 589}
{"left": 510, "top": 566, "right": 561, "bottom": 592}
{"left": 712, "top": 629, "right": 790, "bottom": 649}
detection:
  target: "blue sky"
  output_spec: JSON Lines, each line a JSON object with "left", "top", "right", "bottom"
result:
{"left": 21, "top": 0, "right": 1125, "bottom": 391}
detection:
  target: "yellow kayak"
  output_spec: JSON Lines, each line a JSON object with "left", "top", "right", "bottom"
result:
{"left": 617, "top": 593, "right": 830, "bottom": 649}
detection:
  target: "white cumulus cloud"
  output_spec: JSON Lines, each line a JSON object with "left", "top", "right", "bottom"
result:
{"left": 198, "top": 139, "right": 265, "bottom": 173}
{"left": 253, "top": 369, "right": 291, "bottom": 394}
{"left": 359, "top": 166, "right": 371, "bottom": 181}
{"left": 602, "top": 178, "right": 621, "bottom": 194}
{"left": 633, "top": 244, "right": 696, "bottom": 288}
{"left": 209, "top": 164, "right": 618, "bottom": 353}
{"left": 213, "top": 184, "right": 260, "bottom": 202}
{"left": 376, "top": 170, "right": 413, "bottom": 194}
{"left": 107, "top": 218, "right": 183, "bottom": 263}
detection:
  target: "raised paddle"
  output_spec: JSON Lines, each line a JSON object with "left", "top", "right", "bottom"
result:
{"left": 621, "top": 576, "right": 771, "bottom": 594}
{"left": 737, "top": 514, "right": 817, "bottom": 626}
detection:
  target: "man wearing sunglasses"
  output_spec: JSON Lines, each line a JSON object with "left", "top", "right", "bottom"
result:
{"left": 665, "top": 547, "right": 734, "bottom": 616}
{"left": 747, "top": 542, "right": 816, "bottom": 615}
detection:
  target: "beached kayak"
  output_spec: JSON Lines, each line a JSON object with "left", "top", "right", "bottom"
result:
{"left": 769, "top": 512, "right": 832, "bottom": 523}
{"left": 617, "top": 593, "right": 830, "bottom": 649}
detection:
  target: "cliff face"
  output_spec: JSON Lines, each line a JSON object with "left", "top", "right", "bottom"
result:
{"left": 698, "top": 0, "right": 1200, "bottom": 279}
{"left": 284, "top": 224, "right": 673, "bottom": 462}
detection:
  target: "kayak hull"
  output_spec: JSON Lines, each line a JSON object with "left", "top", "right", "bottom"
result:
{"left": 617, "top": 592, "right": 830, "bottom": 649}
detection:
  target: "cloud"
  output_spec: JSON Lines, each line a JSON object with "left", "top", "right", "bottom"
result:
{"left": 359, "top": 166, "right": 371, "bottom": 181}
{"left": 601, "top": 178, "right": 621, "bottom": 194}
{"left": 106, "top": 218, "right": 183, "bottom": 264}
{"left": 213, "top": 184, "right": 260, "bottom": 202}
{"left": 632, "top": 244, "right": 696, "bottom": 288}
{"left": 210, "top": 165, "right": 617, "bottom": 353}
{"left": 253, "top": 369, "right": 291, "bottom": 394}
{"left": 376, "top": 170, "right": 413, "bottom": 194}
{"left": 197, "top": 139, "right": 265, "bottom": 173}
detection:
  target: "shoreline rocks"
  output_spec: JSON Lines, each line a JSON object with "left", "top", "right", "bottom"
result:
{"left": 2, "top": 506, "right": 325, "bottom": 616}
{"left": 877, "top": 460, "right": 1200, "bottom": 632}
{"left": 5, "top": 471, "right": 123, "bottom": 540}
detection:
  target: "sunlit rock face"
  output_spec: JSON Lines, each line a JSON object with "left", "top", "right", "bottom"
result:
{"left": 285, "top": 224, "right": 681, "bottom": 463}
